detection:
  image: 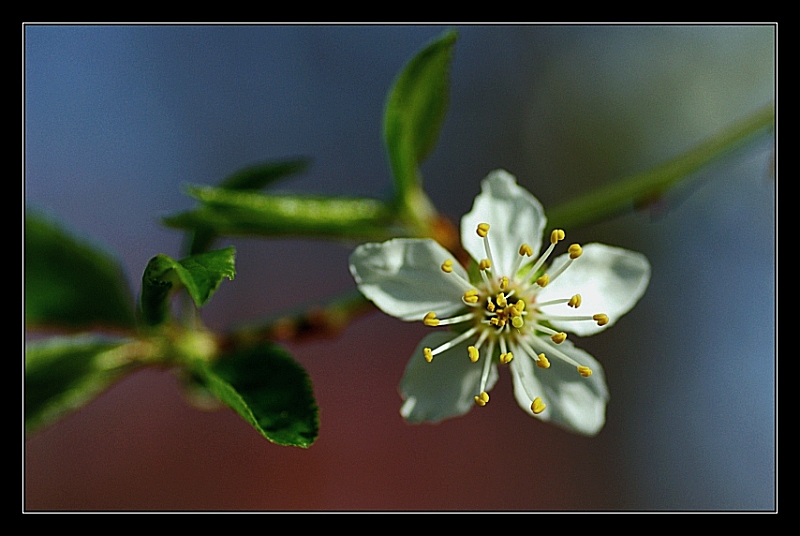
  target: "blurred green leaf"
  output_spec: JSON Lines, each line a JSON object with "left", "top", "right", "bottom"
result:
{"left": 189, "top": 158, "right": 310, "bottom": 254}
{"left": 165, "top": 186, "right": 395, "bottom": 241}
{"left": 384, "top": 30, "right": 456, "bottom": 203}
{"left": 192, "top": 343, "right": 319, "bottom": 448}
{"left": 25, "top": 335, "right": 137, "bottom": 434}
{"left": 218, "top": 158, "right": 309, "bottom": 191}
{"left": 25, "top": 212, "right": 136, "bottom": 331}
{"left": 139, "top": 247, "right": 236, "bottom": 326}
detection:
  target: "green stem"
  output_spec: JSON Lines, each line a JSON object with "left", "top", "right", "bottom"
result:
{"left": 546, "top": 102, "right": 775, "bottom": 230}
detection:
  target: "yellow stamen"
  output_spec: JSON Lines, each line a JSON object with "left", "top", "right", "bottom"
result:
{"left": 500, "top": 352, "right": 514, "bottom": 364}
{"left": 551, "top": 332, "right": 567, "bottom": 344}
{"left": 536, "top": 353, "right": 551, "bottom": 369}
{"left": 514, "top": 300, "right": 526, "bottom": 313}
{"left": 496, "top": 293, "right": 508, "bottom": 308}
{"left": 476, "top": 223, "right": 490, "bottom": 238}
{"left": 593, "top": 313, "right": 609, "bottom": 326}
{"left": 474, "top": 391, "right": 490, "bottom": 406}
{"left": 486, "top": 298, "right": 495, "bottom": 312}
{"left": 550, "top": 229, "right": 565, "bottom": 244}
{"left": 423, "top": 312, "right": 439, "bottom": 327}
{"left": 519, "top": 243, "right": 533, "bottom": 257}
{"left": 577, "top": 366, "right": 593, "bottom": 378}
{"left": 531, "top": 397, "right": 546, "bottom": 414}
{"left": 499, "top": 276, "right": 509, "bottom": 290}
{"left": 568, "top": 243, "right": 583, "bottom": 259}
{"left": 511, "top": 316, "right": 524, "bottom": 329}
{"left": 479, "top": 258, "right": 492, "bottom": 271}
{"left": 536, "top": 274, "right": 550, "bottom": 287}
{"left": 568, "top": 294, "right": 582, "bottom": 308}
{"left": 423, "top": 347, "right": 433, "bottom": 362}
{"left": 441, "top": 259, "right": 453, "bottom": 273}
{"left": 468, "top": 346, "right": 479, "bottom": 363}
{"left": 463, "top": 289, "right": 479, "bottom": 304}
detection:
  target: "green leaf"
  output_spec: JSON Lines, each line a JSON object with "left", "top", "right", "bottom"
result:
{"left": 25, "top": 335, "right": 138, "bottom": 434}
{"left": 139, "top": 247, "right": 236, "bottom": 326}
{"left": 188, "top": 158, "right": 310, "bottom": 255}
{"left": 383, "top": 30, "right": 457, "bottom": 203}
{"left": 25, "top": 212, "right": 136, "bottom": 331}
{"left": 164, "top": 187, "right": 395, "bottom": 241}
{"left": 191, "top": 343, "right": 319, "bottom": 448}
{"left": 218, "top": 158, "right": 309, "bottom": 191}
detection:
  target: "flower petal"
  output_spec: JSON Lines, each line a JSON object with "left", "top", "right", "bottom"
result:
{"left": 460, "top": 170, "right": 547, "bottom": 277}
{"left": 349, "top": 238, "right": 470, "bottom": 321}
{"left": 400, "top": 332, "right": 498, "bottom": 423}
{"left": 510, "top": 339, "right": 609, "bottom": 436}
{"left": 538, "top": 243, "right": 651, "bottom": 336}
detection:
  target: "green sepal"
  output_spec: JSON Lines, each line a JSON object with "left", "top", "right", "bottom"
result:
{"left": 190, "top": 343, "right": 319, "bottom": 448}
{"left": 164, "top": 186, "right": 395, "bottom": 241}
{"left": 25, "top": 212, "right": 136, "bottom": 331}
{"left": 25, "top": 335, "right": 138, "bottom": 434}
{"left": 383, "top": 30, "right": 456, "bottom": 203}
{"left": 139, "top": 247, "right": 236, "bottom": 326}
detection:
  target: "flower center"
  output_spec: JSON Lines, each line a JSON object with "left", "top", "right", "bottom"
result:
{"left": 422, "top": 223, "right": 609, "bottom": 414}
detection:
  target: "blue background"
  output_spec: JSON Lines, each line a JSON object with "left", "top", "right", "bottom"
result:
{"left": 25, "top": 25, "right": 775, "bottom": 511}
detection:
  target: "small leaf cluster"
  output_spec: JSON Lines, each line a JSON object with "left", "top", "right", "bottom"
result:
{"left": 25, "top": 30, "right": 460, "bottom": 447}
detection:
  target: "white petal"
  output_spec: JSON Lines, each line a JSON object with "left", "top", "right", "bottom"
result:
{"left": 460, "top": 170, "right": 547, "bottom": 277}
{"left": 400, "top": 332, "right": 498, "bottom": 423}
{"left": 538, "top": 243, "right": 651, "bottom": 336}
{"left": 349, "top": 238, "right": 470, "bottom": 321}
{"left": 510, "top": 339, "right": 609, "bottom": 436}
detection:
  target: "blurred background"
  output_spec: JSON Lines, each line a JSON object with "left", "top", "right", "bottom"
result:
{"left": 24, "top": 24, "right": 775, "bottom": 511}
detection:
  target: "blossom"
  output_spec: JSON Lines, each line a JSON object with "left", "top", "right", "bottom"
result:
{"left": 349, "top": 170, "right": 650, "bottom": 435}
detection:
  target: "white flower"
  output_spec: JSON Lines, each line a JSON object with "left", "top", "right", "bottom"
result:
{"left": 349, "top": 170, "right": 650, "bottom": 435}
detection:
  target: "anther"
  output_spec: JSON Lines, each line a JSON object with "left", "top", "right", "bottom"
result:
{"left": 514, "top": 300, "right": 526, "bottom": 313}
{"left": 476, "top": 223, "right": 490, "bottom": 238}
{"left": 531, "top": 397, "right": 546, "bottom": 414}
{"left": 536, "top": 353, "right": 551, "bottom": 369}
{"left": 474, "top": 391, "right": 490, "bottom": 407}
{"left": 577, "top": 366, "right": 593, "bottom": 378}
{"left": 423, "top": 312, "right": 440, "bottom": 327}
{"left": 486, "top": 299, "right": 496, "bottom": 313}
{"left": 423, "top": 347, "right": 433, "bottom": 363}
{"left": 496, "top": 293, "right": 508, "bottom": 308}
{"left": 479, "top": 259, "right": 492, "bottom": 271}
{"left": 551, "top": 332, "right": 567, "bottom": 344}
{"left": 568, "top": 244, "right": 583, "bottom": 259}
{"left": 568, "top": 294, "right": 582, "bottom": 308}
{"left": 441, "top": 259, "right": 453, "bottom": 273}
{"left": 499, "top": 276, "right": 509, "bottom": 290}
{"left": 500, "top": 352, "right": 514, "bottom": 364}
{"left": 536, "top": 274, "right": 550, "bottom": 287}
{"left": 511, "top": 316, "right": 524, "bottom": 329}
{"left": 550, "top": 229, "right": 565, "bottom": 244}
{"left": 463, "top": 289, "right": 479, "bottom": 304}
{"left": 593, "top": 313, "right": 609, "bottom": 326}
{"left": 468, "top": 346, "right": 479, "bottom": 363}
{"left": 519, "top": 244, "right": 533, "bottom": 257}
